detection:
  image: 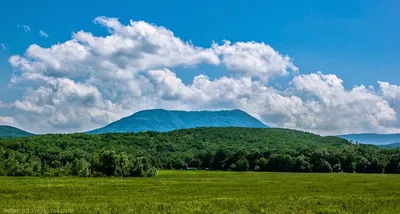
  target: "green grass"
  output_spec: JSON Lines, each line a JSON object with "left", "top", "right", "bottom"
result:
{"left": 1, "top": 171, "right": 400, "bottom": 213}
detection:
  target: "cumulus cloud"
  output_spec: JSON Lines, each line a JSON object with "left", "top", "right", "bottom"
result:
{"left": 290, "top": 73, "right": 398, "bottom": 134}
{"left": 39, "top": 30, "right": 49, "bottom": 38}
{"left": 4, "top": 16, "right": 400, "bottom": 135}
{"left": 379, "top": 81, "right": 400, "bottom": 125}
{"left": 379, "top": 81, "right": 400, "bottom": 102}
{"left": 213, "top": 41, "right": 298, "bottom": 82}
{"left": 10, "top": 74, "right": 125, "bottom": 133}
{"left": 138, "top": 70, "right": 399, "bottom": 135}
{"left": 17, "top": 25, "right": 31, "bottom": 32}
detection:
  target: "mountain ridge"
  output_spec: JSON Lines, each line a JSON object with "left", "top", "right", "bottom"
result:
{"left": 0, "top": 125, "right": 33, "bottom": 138}
{"left": 87, "top": 109, "right": 268, "bottom": 134}
{"left": 377, "top": 142, "right": 400, "bottom": 148}
{"left": 338, "top": 133, "right": 400, "bottom": 145}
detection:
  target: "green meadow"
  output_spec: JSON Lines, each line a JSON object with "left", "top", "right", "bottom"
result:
{"left": 1, "top": 171, "right": 400, "bottom": 214}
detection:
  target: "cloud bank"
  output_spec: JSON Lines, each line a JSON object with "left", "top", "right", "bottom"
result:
{"left": 2, "top": 16, "right": 400, "bottom": 135}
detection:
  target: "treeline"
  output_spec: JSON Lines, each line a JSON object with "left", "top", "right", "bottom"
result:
{"left": 184, "top": 147, "right": 398, "bottom": 173}
{"left": 0, "top": 127, "right": 400, "bottom": 176}
{"left": 0, "top": 149, "right": 157, "bottom": 177}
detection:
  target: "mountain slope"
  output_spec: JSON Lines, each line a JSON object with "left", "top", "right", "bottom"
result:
{"left": 339, "top": 133, "right": 400, "bottom": 145}
{"left": 377, "top": 142, "right": 400, "bottom": 148}
{"left": 87, "top": 109, "right": 268, "bottom": 134}
{"left": 0, "top": 126, "right": 33, "bottom": 138}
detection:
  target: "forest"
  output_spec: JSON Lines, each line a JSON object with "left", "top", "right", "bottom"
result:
{"left": 0, "top": 127, "right": 400, "bottom": 177}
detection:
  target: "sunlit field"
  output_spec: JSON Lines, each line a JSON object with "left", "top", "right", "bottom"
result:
{"left": 1, "top": 171, "right": 400, "bottom": 213}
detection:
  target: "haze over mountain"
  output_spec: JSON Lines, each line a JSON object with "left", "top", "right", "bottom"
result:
{"left": 339, "top": 133, "right": 400, "bottom": 145}
{"left": 0, "top": 125, "right": 33, "bottom": 138}
{"left": 87, "top": 109, "right": 268, "bottom": 134}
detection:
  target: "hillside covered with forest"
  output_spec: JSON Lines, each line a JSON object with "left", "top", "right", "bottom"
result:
{"left": 0, "top": 126, "right": 33, "bottom": 138}
{"left": 1, "top": 127, "right": 400, "bottom": 177}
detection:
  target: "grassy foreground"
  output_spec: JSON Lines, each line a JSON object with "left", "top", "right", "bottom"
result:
{"left": 1, "top": 171, "right": 400, "bottom": 214}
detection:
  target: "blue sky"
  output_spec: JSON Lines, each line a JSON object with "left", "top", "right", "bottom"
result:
{"left": 0, "top": 0, "right": 399, "bottom": 134}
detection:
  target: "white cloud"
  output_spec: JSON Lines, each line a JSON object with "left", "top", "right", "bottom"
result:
{"left": 17, "top": 25, "right": 31, "bottom": 32}
{"left": 0, "top": 116, "right": 16, "bottom": 126}
{"left": 137, "top": 70, "right": 399, "bottom": 135}
{"left": 9, "top": 17, "right": 221, "bottom": 80}
{"left": 379, "top": 81, "right": 400, "bottom": 102}
{"left": 378, "top": 81, "right": 400, "bottom": 125}
{"left": 10, "top": 74, "right": 124, "bottom": 133}
{"left": 39, "top": 30, "right": 49, "bottom": 38}
{"left": 4, "top": 16, "right": 400, "bottom": 135}
{"left": 212, "top": 41, "right": 298, "bottom": 82}
{"left": 289, "top": 73, "right": 398, "bottom": 134}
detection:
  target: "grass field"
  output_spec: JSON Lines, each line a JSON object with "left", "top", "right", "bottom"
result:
{"left": 1, "top": 171, "right": 400, "bottom": 213}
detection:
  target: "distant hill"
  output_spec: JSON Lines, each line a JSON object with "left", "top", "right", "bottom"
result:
{"left": 87, "top": 109, "right": 268, "bottom": 134}
{"left": 0, "top": 125, "right": 33, "bottom": 138}
{"left": 377, "top": 142, "right": 400, "bottom": 149}
{"left": 339, "top": 133, "right": 400, "bottom": 145}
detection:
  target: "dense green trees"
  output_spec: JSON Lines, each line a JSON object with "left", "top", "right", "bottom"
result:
{"left": 294, "top": 155, "right": 312, "bottom": 172}
{"left": 386, "top": 154, "right": 400, "bottom": 173}
{"left": 0, "top": 148, "right": 157, "bottom": 177}
{"left": 1, "top": 127, "right": 400, "bottom": 176}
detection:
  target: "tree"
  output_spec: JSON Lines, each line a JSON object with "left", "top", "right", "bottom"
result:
{"left": 339, "top": 155, "right": 356, "bottom": 173}
{"left": 255, "top": 157, "right": 268, "bottom": 171}
{"left": 234, "top": 157, "right": 249, "bottom": 171}
{"left": 97, "top": 150, "right": 118, "bottom": 176}
{"left": 72, "top": 158, "right": 90, "bottom": 177}
{"left": 130, "top": 157, "right": 157, "bottom": 177}
{"left": 267, "top": 154, "right": 294, "bottom": 172}
{"left": 294, "top": 155, "right": 312, "bottom": 172}
{"left": 212, "top": 149, "right": 231, "bottom": 170}
{"left": 311, "top": 149, "right": 333, "bottom": 173}
{"left": 314, "top": 160, "right": 333, "bottom": 173}
{"left": 310, "top": 149, "right": 330, "bottom": 165}
{"left": 355, "top": 157, "right": 370, "bottom": 173}
{"left": 386, "top": 154, "right": 400, "bottom": 173}
{"left": 370, "top": 158, "right": 385, "bottom": 173}
{"left": 115, "top": 152, "right": 130, "bottom": 177}
{"left": 332, "top": 163, "right": 342, "bottom": 173}
{"left": 4, "top": 152, "right": 26, "bottom": 176}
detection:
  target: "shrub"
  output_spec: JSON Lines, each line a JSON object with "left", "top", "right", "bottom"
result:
{"left": 333, "top": 163, "right": 342, "bottom": 173}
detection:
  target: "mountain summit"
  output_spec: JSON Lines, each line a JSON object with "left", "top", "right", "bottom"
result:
{"left": 87, "top": 109, "right": 268, "bottom": 134}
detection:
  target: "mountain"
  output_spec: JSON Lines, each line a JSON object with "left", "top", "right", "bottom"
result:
{"left": 87, "top": 109, "right": 268, "bottom": 134}
{"left": 377, "top": 142, "right": 400, "bottom": 148}
{"left": 0, "top": 125, "right": 33, "bottom": 138}
{"left": 338, "top": 133, "right": 400, "bottom": 145}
